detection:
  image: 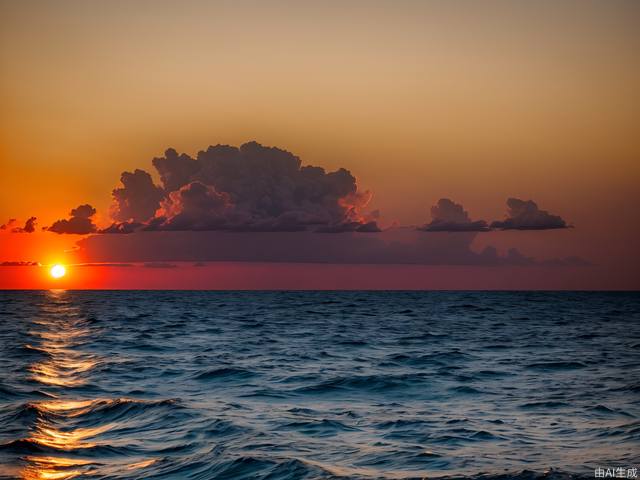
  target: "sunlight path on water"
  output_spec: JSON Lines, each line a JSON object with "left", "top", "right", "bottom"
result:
{"left": 18, "top": 290, "right": 156, "bottom": 480}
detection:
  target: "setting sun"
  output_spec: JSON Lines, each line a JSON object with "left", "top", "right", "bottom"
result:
{"left": 50, "top": 264, "right": 66, "bottom": 279}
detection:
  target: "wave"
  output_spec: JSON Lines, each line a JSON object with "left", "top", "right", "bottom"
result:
{"left": 193, "top": 367, "right": 256, "bottom": 381}
{"left": 525, "top": 361, "right": 588, "bottom": 371}
{"left": 384, "top": 350, "right": 473, "bottom": 366}
{"left": 0, "top": 383, "right": 56, "bottom": 400}
{"left": 587, "top": 404, "right": 635, "bottom": 417}
{"left": 448, "top": 385, "right": 485, "bottom": 395}
{"left": 519, "top": 401, "right": 570, "bottom": 409}
{"left": 278, "top": 418, "right": 360, "bottom": 436}
{"left": 294, "top": 373, "right": 429, "bottom": 394}
{"left": 0, "top": 437, "right": 138, "bottom": 457}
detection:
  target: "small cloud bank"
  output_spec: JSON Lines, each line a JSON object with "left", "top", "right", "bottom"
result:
{"left": 18, "top": 217, "right": 37, "bottom": 233}
{"left": 1, "top": 217, "right": 37, "bottom": 233}
{"left": 419, "top": 199, "right": 489, "bottom": 232}
{"left": 491, "top": 198, "right": 568, "bottom": 230}
{"left": 105, "top": 142, "right": 378, "bottom": 233}
{"left": 1, "top": 261, "right": 41, "bottom": 266}
{"left": 75, "top": 228, "right": 586, "bottom": 267}
{"left": 48, "top": 204, "right": 98, "bottom": 235}
{"left": 0, "top": 219, "right": 16, "bottom": 230}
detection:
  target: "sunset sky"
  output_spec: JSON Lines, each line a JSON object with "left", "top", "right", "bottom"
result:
{"left": 1, "top": 0, "right": 638, "bottom": 289}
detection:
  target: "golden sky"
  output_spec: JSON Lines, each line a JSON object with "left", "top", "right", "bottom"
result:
{"left": 1, "top": 0, "right": 639, "bottom": 282}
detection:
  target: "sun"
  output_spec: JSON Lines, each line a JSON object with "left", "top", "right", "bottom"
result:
{"left": 50, "top": 264, "right": 66, "bottom": 279}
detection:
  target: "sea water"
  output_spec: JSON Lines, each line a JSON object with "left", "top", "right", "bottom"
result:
{"left": 0, "top": 291, "right": 638, "bottom": 479}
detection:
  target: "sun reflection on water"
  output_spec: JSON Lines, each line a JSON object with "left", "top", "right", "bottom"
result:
{"left": 16, "top": 291, "right": 154, "bottom": 479}
{"left": 20, "top": 456, "right": 93, "bottom": 480}
{"left": 18, "top": 291, "right": 103, "bottom": 479}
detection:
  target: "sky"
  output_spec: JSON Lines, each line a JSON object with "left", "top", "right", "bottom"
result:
{"left": 0, "top": 0, "right": 638, "bottom": 289}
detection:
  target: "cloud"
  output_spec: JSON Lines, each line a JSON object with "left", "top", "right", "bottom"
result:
{"left": 316, "top": 221, "right": 381, "bottom": 233}
{"left": 0, "top": 261, "right": 40, "bottom": 266}
{"left": 8, "top": 217, "right": 38, "bottom": 233}
{"left": 0, "top": 219, "right": 17, "bottom": 230}
{"left": 491, "top": 198, "right": 568, "bottom": 230}
{"left": 419, "top": 198, "right": 489, "bottom": 232}
{"left": 99, "top": 222, "right": 144, "bottom": 234}
{"left": 21, "top": 217, "right": 37, "bottom": 233}
{"left": 152, "top": 181, "right": 235, "bottom": 231}
{"left": 152, "top": 148, "right": 199, "bottom": 193}
{"left": 1, "top": 217, "right": 37, "bottom": 233}
{"left": 356, "top": 221, "right": 382, "bottom": 233}
{"left": 109, "top": 141, "right": 375, "bottom": 233}
{"left": 48, "top": 204, "right": 98, "bottom": 234}
{"left": 111, "top": 169, "right": 165, "bottom": 223}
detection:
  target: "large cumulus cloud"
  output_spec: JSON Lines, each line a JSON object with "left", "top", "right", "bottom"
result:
{"left": 491, "top": 198, "right": 568, "bottom": 230}
{"left": 48, "top": 204, "right": 98, "bottom": 234}
{"left": 107, "top": 142, "right": 377, "bottom": 233}
{"left": 419, "top": 198, "right": 489, "bottom": 232}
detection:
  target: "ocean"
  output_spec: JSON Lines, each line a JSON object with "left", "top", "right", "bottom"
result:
{"left": 0, "top": 291, "right": 638, "bottom": 479}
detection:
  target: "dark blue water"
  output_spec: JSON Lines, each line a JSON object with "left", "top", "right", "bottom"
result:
{"left": 0, "top": 291, "right": 639, "bottom": 479}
